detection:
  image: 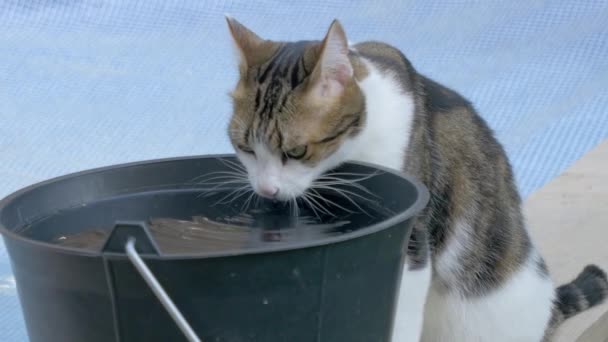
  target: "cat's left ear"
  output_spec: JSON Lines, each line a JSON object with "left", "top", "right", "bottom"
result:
{"left": 226, "top": 16, "right": 274, "bottom": 73}
{"left": 307, "top": 20, "right": 353, "bottom": 102}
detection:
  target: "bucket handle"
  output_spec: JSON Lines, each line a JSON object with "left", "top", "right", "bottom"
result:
{"left": 102, "top": 222, "right": 202, "bottom": 342}
{"left": 125, "top": 238, "right": 201, "bottom": 342}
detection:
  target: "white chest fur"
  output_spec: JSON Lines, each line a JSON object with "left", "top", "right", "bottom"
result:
{"left": 348, "top": 60, "right": 416, "bottom": 171}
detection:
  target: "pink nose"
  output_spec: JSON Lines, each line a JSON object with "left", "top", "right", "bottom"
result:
{"left": 258, "top": 184, "right": 279, "bottom": 198}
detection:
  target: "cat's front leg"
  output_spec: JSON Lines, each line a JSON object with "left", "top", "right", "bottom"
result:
{"left": 391, "top": 227, "right": 431, "bottom": 342}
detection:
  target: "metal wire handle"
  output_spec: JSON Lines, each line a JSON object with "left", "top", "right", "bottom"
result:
{"left": 125, "top": 238, "right": 202, "bottom": 342}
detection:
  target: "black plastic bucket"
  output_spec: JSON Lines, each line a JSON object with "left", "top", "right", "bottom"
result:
{"left": 0, "top": 155, "right": 428, "bottom": 342}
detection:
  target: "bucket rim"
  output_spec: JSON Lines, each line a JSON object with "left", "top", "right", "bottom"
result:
{"left": 0, "top": 154, "right": 429, "bottom": 259}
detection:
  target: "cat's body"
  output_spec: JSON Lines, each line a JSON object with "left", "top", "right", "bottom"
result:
{"left": 346, "top": 42, "right": 556, "bottom": 342}
{"left": 225, "top": 18, "right": 608, "bottom": 341}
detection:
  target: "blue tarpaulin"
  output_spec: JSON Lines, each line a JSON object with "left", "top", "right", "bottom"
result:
{"left": 1, "top": 1, "right": 607, "bottom": 340}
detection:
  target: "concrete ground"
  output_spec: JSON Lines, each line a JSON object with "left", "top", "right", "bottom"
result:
{"left": 526, "top": 140, "right": 608, "bottom": 342}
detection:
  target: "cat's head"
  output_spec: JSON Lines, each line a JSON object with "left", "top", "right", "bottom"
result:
{"left": 226, "top": 18, "right": 365, "bottom": 201}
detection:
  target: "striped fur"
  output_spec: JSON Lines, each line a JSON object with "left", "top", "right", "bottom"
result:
{"left": 225, "top": 17, "right": 608, "bottom": 341}
{"left": 543, "top": 265, "right": 608, "bottom": 340}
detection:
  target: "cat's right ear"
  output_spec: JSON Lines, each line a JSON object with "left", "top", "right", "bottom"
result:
{"left": 306, "top": 20, "right": 353, "bottom": 105}
{"left": 226, "top": 16, "right": 269, "bottom": 73}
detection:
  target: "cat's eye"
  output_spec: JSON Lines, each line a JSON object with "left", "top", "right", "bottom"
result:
{"left": 286, "top": 145, "right": 307, "bottom": 159}
{"left": 238, "top": 145, "right": 254, "bottom": 155}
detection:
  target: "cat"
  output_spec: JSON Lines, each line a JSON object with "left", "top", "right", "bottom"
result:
{"left": 225, "top": 17, "right": 608, "bottom": 341}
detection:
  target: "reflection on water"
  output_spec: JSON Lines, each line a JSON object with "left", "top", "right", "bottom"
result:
{"left": 51, "top": 204, "right": 358, "bottom": 254}
{"left": 17, "top": 186, "right": 390, "bottom": 254}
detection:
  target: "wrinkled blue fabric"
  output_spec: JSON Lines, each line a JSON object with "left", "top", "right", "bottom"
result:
{"left": 1, "top": 1, "right": 607, "bottom": 340}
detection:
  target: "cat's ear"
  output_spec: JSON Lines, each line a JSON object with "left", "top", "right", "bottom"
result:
{"left": 226, "top": 16, "right": 271, "bottom": 72}
{"left": 307, "top": 20, "right": 353, "bottom": 102}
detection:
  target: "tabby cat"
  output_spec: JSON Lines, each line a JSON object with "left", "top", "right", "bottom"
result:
{"left": 225, "top": 17, "right": 608, "bottom": 341}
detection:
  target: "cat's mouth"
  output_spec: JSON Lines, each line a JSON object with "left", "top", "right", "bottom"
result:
{"left": 250, "top": 177, "right": 312, "bottom": 202}
{"left": 258, "top": 186, "right": 306, "bottom": 202}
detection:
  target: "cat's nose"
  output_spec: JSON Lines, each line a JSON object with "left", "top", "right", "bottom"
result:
{"left": 258, "top": 184, "right": 279, "bottom": 199}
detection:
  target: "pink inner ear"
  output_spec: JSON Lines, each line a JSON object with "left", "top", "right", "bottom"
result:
{"left": 315, "top": 63, "right": 352, "bottom": 99}
{"left": 333, "top": 64, "right": 352, "bottom": 85}
{"left": 310, "top": 21, "right": 353, "bottom": 101}
{"left": 318, "top": 77, "right": 344, "bottom": 98}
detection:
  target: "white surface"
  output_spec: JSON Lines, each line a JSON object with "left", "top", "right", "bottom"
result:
{"left": 526, "top": 140, "right": 608, "bottom": 341}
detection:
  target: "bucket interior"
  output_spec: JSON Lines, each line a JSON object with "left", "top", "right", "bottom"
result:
{"left": 0, "top": 156, "right": 424, "bottom": 256}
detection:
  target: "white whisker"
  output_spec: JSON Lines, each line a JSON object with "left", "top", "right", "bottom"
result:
{"left": 312, "top": 185, "right": 374, "bottom": 216}
{"left": 219, "top": 158, "right": 246, "bottom": 172}
{"left": 308, "top": 188, "right": 354, "bottom": 214}
{"left": 300, "top": 194, "right": 322, "bottom": 220}
{"left": 304, "top": 193, "right": 335, "bottom": 217}
{"left": 241, "top": 191, "right": 257, "bottom": 212}
{"left": 213, "top": 185, "right": 251, "bottom": 205}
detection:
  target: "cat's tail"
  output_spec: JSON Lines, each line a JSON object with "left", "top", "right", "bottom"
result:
{"left": 553, "top": 264, "right": 608, "bottom": 324}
